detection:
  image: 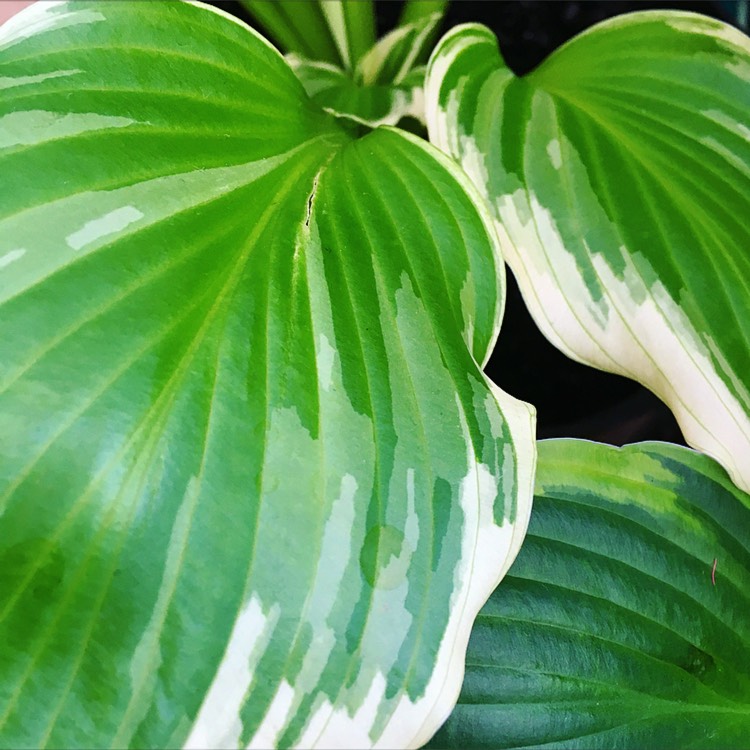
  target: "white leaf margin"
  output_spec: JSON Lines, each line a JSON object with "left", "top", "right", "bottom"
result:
{"left": 424, "top": 18, "right": 750, "bottom": 494}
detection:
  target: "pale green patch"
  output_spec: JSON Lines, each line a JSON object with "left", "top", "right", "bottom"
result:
{"left": 0, "top": 1, "right": 104, "bottom": 52}
{"left": 0, "top": 69, "right": 81, "bottom": 91}
{"left": 0, "top": 249, "right": 26, "bottom": 270}
{"left": 664, "top": 12, "right": 750, "bottom": 49}
{"left": 118, "top": 477, "right": 203, "bottom": 746}
{"left": 546, "top": 138, "right": 562, "bottom": 169}
{"left": 315, "top": 333, "right": 336, "bottom": 392}
{"left": 0, "top": 110, "right": 139, "bottom": 150}
{"left": 66, "top": 207, "right": 145, "bottom": 251}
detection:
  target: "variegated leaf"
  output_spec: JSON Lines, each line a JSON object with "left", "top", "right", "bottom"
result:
{"left": 426, "top": 13, "right": 750, "bottom": 492}
{"left": 288, "top": 11, "right": 445, "bottom": 128}
{"left": 0, "top": 1, "right": 535, "bottom": 748}
{"left": 399, "top": 1, "right": 449, "bottom": 33}
{"left": 357, "top": 11, "right": 443, "bottom": 87}
{"left": 432, "top": 439, "right": 750, "bottom": 748}
{"left": 240, "top": 0, "right": 375, "bottom": 71}
{"left": 288, "top": 56, "right": 427, "bottom": 128}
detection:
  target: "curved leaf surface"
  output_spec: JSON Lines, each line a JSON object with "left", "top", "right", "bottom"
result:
{"left": 0, "top": 1, "right": 535, "bottom": 748}
{"left": 319, "top": 0, "right": 376, "bottom": 71}
{"left": 240, "top": 0, "right": 344, "bottom": 69}
{"left": 289, "top": 12, "right": 443, "bottom": 129}
{"left": 357, "top": 12, "right": 442, "bottom": 87}
{"left": 399, "top": 1, "right": 449, "bottom": 31}
{"left": 241, "top": 0, "right": 375, "bottom": 72}
{"left": 289, "top": 57, "right": 427, "bottom": 128}
{"left": 426, "top": 13, "right": 750, "bottom": 492}
{"left": 431, "top": 439, "right": 750, "bottom": 749}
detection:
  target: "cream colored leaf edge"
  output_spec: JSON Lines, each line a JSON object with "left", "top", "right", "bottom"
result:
{"left": 183, "top": 127, "right": 536, "bottom": 748}
{"left": 425, "top": 22, "right": 750, "bottom": 495}
{"left": 183, "top": 383, "right": 535, "bottom": 750}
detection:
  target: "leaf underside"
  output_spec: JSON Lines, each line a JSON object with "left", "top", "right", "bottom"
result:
{"left": 0, "top": 2, "right": 534, "bottom": 748}
{"left": 426, "top": 12, "right": 750, "bottom": 493}
{"left": 431, "top": 439, "right": 750, "bottom": 749}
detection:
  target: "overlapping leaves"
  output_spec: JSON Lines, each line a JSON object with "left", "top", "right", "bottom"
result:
{"left": 0, "top": 1, "right": 534, "bottom": 748}
{"left": 426, "top": 12, "right": 750, "bottom": 493}
{"left": 432, "top": 439, "right": 750, "bottom": 749}
{"left": 244, "top": 0, "right": 446, "bottom": 127}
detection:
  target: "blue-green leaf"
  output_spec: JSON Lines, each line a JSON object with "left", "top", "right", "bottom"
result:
{"left": 431, "top": 439, "right": 750, "bottom": 749}
{"left": 426, "top": 13, "right": 750, "bottom": 493}
{"left": 0, "top": 1, "right": 535, "bottom": 747}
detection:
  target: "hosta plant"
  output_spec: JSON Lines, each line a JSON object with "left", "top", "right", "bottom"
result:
{"left": 0, "top": 1, "right": 748, "bottom": 748}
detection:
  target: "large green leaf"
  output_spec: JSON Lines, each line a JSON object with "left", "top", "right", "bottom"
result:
{"left": 431, "top": 439, "right": 750, "bottom": 749}
{"left": 0, "top": 1, "right": 535, "bottom": 747}
{"left": 426, "top": 13, "right": 750, "bottom": 493}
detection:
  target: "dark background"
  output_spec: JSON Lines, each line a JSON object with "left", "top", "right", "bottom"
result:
{"left": 211, "top": 0, "right": 745, "bottom": 446}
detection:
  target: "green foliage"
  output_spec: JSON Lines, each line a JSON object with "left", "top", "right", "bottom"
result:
{"left": 245, "top": 0, "right": 446, "bottom": 127}
{"left": 431, "top": 440, "right": 750, "bottom": 749}
{"left": 425, "top": 13, "right": 750, "bottom": 493}
{"left": 0, "top": 2, "right": 533, "bottom": 747}
{"left": 1, "top": 1, "right": 749, "bottom": 748}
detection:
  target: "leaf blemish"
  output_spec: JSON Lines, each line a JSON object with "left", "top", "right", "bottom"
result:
{"left": 305, "top": 173, "right": 320, "bottom": 229}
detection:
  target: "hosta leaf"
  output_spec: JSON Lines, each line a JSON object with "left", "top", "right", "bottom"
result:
{"left": 319, "top": 0, "right": 376, "bottom": 71}
{"left": 242, "top": 0, "right": 375, "bottom": 72}
{"left": 239, "top": 0, "right": 344, "bottom": 68}
{"left": 431, "top": 439, "right": 750, "bottom": 749}
{"left": 395, "top": 1, "right": 448, "bottom": 70}
{"left": 399, "top": 0, "right": 449, "bottom": 30}
{"left": 357, "top": 12, "right": 443, "bottom": 87}
{"left": 0, "top": 1, "right": 535, "bottom": 748}
{"left": 426, "top": 13, "right": 750, "bottom": 493}
{"left": 289, "top": 57, "right": 427, "bottom": 128}
{"left": 288, "top": 12, "right": 444, "bottom": 128}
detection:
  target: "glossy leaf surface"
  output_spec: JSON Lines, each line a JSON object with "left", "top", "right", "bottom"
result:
{"left": 431, "top": 439, "right": 750, "bottom": 749}
{"left": 426, "top": 13, "right": 750, "bottom": 492}
{"left": 0, "top": 2, "right": 535, "bottom": 748}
